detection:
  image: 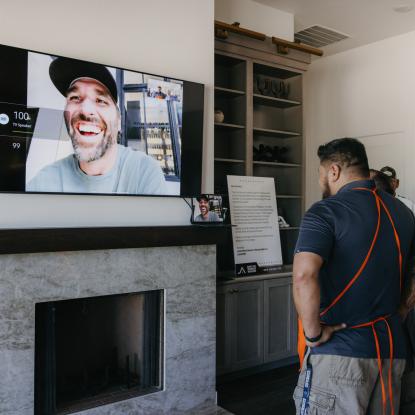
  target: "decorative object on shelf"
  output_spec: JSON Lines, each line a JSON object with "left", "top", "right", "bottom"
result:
{"left": 255, "top": 77, "right": 290, "bottom": 100}
{"left": 256, "top": 77, "right": 271, "bottom": 95}
{"left": 278, "top": 216, "right": 290, "bottom": 228}
{"left": 271, "top": 80, "right": 290, "bottom": 99}
{"left": 270, "top": 80, "right": 281, "bottom": 98}
{"left": 253, "top": 144, "right": 289, "bottom": 163}
{"left": 214, "top": 109, "right": 225, "bottom": 123}
{"left": 277, "top": 206, "right": 290, "bottom": 228}
{"left": 281, "top": 82, "right": 290, "bottom": 99}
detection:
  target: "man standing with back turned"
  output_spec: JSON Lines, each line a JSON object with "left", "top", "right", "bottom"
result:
{"left": 293, "top": 138, "right": 415, "bottom": 414}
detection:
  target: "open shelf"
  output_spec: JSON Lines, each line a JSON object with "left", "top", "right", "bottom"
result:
{"left": 215, "top": 122, "right": 245, "bottom": 130}
{"left": 253, "top": 127, "right": 300, "bottom": 138}
{"left": 253, "top": 62, "right": 301, "bottom": 80}
{"left": 253, "top": 161, "right": 301, "bottom": 168}
{"left": 215, "top": 53, "right": 246, "bottom": 92}
{"left": 215, "top": 158, "right": 245, "bottom": 164}
{"left": 215, "top": 86, "right": 245, "bottom": 98}
{"left": 253, "top": 93, "right": 301, "bottom": 108}
{"left": 276, "top": 195, "right": 302, "bottom": 199}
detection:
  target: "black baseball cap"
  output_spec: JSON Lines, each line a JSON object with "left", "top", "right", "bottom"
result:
{"left": 49, "top": 57, "right": 118, "bottom": 103}
{"left": 380, "top": 166, "right": 397, "bottom": 179}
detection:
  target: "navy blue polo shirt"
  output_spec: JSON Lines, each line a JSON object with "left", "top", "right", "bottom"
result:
{"left": 295, "top": 180, "right": 415, "bottom": 358}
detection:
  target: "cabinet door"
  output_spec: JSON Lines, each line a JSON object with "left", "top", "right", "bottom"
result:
{"left": 231, "top": 281, "right": 264, "bottom": 371}
{"left": 216, "top": 285, "right": 233, "bottom": 375}
{"left": 264, "top": 277, "right": 297, "bottom": 363}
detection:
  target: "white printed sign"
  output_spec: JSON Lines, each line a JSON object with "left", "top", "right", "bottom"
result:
{"left": 227, "top": 176, "right": 283, "bottom": 276}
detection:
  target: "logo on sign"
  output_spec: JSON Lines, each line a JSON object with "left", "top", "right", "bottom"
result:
{"left": 0, "top": 113, "right": 9, "bottom": 125}
{"left": 247, "top": 264, "right": 257, "bottom": 273}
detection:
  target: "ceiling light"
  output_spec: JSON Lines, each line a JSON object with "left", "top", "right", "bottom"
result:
{"left": 393, "top": 4, "right": 413, "bottom": 13}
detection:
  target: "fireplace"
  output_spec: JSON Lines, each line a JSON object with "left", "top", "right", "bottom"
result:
{"left": 0, "top": 227, "right": 224, "bottom": 414}
{"left": 35, "top": 290, "right": 163, "bottom": 414}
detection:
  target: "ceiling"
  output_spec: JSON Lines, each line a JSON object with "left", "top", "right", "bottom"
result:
{"left": 254, "top": 0, "right": 415, "bottom": 56}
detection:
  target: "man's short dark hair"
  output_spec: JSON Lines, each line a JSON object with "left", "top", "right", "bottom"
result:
{"left": 369, "top": 169, "right": 394, "bottom": 195}
{"left": 380, "top": 166, "right": 397, "bottom": 180}
{"left": 317, "top": 138, "right": 369, "bottom": 177}
{"left": 197, "top": 194, "right": 209, "bottom": 202}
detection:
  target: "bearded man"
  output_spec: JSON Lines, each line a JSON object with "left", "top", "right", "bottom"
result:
{"left": 292, "top": 138, "right": 415, "bottom": 414}
{"left": 27, "top": 57, "right": 166, "bottom": 195}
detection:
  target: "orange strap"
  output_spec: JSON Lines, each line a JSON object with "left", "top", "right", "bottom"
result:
{"left": 351, "top": 316, "right": 395, "bottom": 415}
{"left": 297, "top": 319, "right": 306, "bottom": 368}
{"left": 297, "top": 188, "right": 403, "bottom": 415}
{"left": 319, "top": 189, "right": 381, "bottom": 318}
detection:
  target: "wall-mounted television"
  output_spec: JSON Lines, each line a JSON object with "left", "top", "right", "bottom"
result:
{"left": 0, "top": 43, "right": 204, "bottom": 197}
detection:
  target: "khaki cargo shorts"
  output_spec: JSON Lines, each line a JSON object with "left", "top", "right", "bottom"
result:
{"left": 293, "top": 353, "right": 406, "bottom": 415}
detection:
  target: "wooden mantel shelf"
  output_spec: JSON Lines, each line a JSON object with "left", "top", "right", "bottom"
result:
{"left": 0, "top": 226, "right": 229, "bottom": 255}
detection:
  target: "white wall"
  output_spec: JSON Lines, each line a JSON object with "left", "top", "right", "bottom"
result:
{"left": 304, "top": 30, "right": 415, "bottom": 208}
{"left": 0, "top": 0, "right": 214, "bottom": 228}
{"left": 215, "top": 0, "right": 294, "bottom": 40}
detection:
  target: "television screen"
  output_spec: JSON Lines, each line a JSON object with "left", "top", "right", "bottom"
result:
{"left": 191, "top": 194, "right": 228, "bottom": 224}
{"left": 0, "top": 44, "right": 204, "bottom": 196}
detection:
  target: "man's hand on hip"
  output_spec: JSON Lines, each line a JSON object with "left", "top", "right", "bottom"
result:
{"left": 306, "top": 323, "right": 346, "bottom": 348}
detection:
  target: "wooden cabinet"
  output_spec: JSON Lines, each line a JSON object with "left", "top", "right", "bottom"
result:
{"left": 264, "top": 277, "right": 297, "bottom": 363}
{"left": 216, "top": 285, "right": 232, "bottom": 374}
{"left": 217, "top": 281, "right": 263, "bottom": 375}
{"left": 231, "top": 281, "right": 264, "bottom": 371}
{"left": 217, "top": 276, "right": 297, "bottom": 375}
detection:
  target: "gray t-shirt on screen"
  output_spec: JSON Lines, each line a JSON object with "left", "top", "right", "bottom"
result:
{"left": 194, "top": 211, "right": 220, "bottom": 222}
{"left": 27, "top": 144, "right": 167, "bottom": 195}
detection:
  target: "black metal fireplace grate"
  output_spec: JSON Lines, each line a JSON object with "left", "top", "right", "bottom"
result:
{"left": 34, "top": 290, "right": 163, "bottom": 415}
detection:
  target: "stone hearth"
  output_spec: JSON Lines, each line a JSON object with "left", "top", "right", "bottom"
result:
{"left": 0, "top": 243, "right": 219, "bottom": 414}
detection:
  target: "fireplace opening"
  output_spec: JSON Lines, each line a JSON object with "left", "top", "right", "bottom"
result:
{"left": 35, "top": 290, "right": 164, "bottom": 415}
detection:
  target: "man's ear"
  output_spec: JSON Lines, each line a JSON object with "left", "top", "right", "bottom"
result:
{"left": 328, "top": 163, "right": 341, "bottom": 182}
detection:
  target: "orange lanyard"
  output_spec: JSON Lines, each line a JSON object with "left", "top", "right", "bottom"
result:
{"left": 297, "top": 188, "right": 403, "bottom": 415}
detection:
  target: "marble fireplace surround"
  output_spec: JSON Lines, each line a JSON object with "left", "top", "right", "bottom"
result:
{"left": 0, "top": 226, "right": 228, "bottom": 415}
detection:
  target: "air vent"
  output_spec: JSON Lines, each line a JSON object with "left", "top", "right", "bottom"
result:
{"left": 294, "top": 25, "right": 349, "bottom": 48}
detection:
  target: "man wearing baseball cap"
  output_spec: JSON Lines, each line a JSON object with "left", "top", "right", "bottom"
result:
{"left": 27, "top": 56, "right": 166, "bottom": 195}
{"left": 380, "top": 166, "right": 415, "bottom": 214}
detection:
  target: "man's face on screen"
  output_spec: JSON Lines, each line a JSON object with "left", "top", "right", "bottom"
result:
{"left": 64, "top": 79, "right": 120, "bottom": 163}
{"left": 199, "top": 199, "right": 209, "bottom": 216}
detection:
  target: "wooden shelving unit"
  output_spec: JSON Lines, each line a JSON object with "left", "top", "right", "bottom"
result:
{"left": 253, "top": 161, "right": 301, "bottom": 167}
{"left": 215, "top": 158, "right": 245, "bottom": 164}
{"left": 253, "top": 93, "right": 301, "bottom": 108}
{"left": 214, "top": 122, "right": 245, "bottom": 130}
{"left": 215, "top": 86, "right": 245, "bottom": 98}
{"left": 214, "top": 50, "right": 306, "bottom": 268}
{"left": 276, "top": 195, "right": 302, "bottom": 199}
{"left": 214, "top": 25, "right": 315, "bottom": 377}
{"left": 253, "top": 127, "right": 300, "bottom": 138}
